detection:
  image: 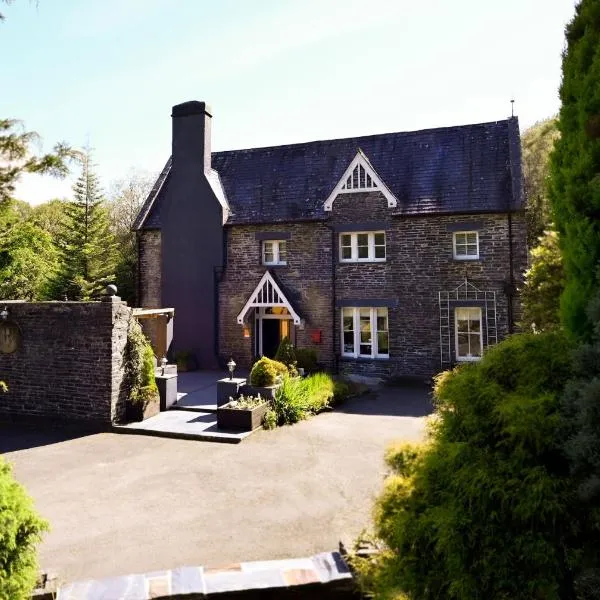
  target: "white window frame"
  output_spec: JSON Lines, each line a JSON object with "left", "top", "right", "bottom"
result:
{"left": 262, "top": 240, "right": 287, "bottom": 265}
{"left": 455, "top": 307, "right": 483, "bottom": 362}
{"left": 339, "top": 231, "right": 386, "bottom": 263}
{"left": 453, "top": 231, "right": 479, "bottom": 260}
{"left": 341, "top": 307, "right": 389, "bottom": 359}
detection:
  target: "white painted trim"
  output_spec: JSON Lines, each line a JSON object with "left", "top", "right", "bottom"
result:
{"left": 453, "top": 231, "right": 480, "bottom": 260}
{"left": 339, "top": 231, "right": 386, "bottom": 263}
{"left": 207, "top": 169, "right": 231, "bottom": 225}
{"left": 262, "top": 239, "right": 287, "bottom": 265}
{"left": 324, "top": 149, "right": 398, "bottom": 211}
{"left": 454, "top": 307, "right": 483, "bottom": 361}
{"left": 340, "top": 306, "right": 389, "bottom": 359}
{"left": 237, "top": 270, "right": 302, "bottom": 325}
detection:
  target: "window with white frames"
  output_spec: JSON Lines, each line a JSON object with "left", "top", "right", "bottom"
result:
{"left": 262, "top": 240, "right": 287, "bottom": 265}
{"left": 342, "top": 307, "right": 389, "bottom": 358}
{"left": 453, "top": 231, "right": 479, "bottom": 260}
{"left": 339, "top": 232, "right": 386, "bottom": 262}
{"left": 455, "top": 307, "right": 483, "bottom": 361}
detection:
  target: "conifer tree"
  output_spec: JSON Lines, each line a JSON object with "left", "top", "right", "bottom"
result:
{"left": 548, "top": 0, "right": 600, "bottom": 340}
{"left": 53, "top": 150, "right": 117, "bottom": 300}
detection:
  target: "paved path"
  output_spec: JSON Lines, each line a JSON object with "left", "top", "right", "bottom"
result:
{"left": 1, "top": 385, "right": 432, "bottom": 586}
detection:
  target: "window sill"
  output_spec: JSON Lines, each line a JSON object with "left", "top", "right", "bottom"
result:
{"left": 340, "top": 355, "right": 390, "bottom": 362}
{"left": 339, "top": 260, "right": 387, "bottom": 264}
{"left": 262, "top": 263, "right": 287, "bottom": 268}
{"left": 456, "top": 356, "right": 482, "bottom": 362}
{"left": 453, "top": 256, "right": 480, "bottom": 261}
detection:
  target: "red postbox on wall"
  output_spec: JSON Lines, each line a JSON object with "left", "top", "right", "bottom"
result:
{"left": 310, "top": 329, "right": 322, "bottom": 344}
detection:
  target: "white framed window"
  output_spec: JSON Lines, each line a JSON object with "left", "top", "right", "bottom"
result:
{"left": 339, "top": 232, "right": 386, "bottom": 262}
{"left": 262, "top": 240, "right": 287, "bottom": 265}
{"left": 453, "top": 231, "right": 479, "bottom": 260}
{"left": 455, "top": 307, "right": 483, "bottom": 361}
{"left": 342, "top": 307, "right": 389, "bottom": 358}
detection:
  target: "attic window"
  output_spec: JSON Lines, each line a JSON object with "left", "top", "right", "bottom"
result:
{"left": 324, "top": 150, "right": 398, "bottom": 211}
{"left": 342, "top": 164, "right": 378, "bottom": 191}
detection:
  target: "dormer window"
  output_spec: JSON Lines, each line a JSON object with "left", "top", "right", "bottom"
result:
{"left": 263, "top": 240, "right": 287, "bottom": 265}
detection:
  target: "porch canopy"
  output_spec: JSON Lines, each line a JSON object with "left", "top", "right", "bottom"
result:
{"left": 236, "top": 271, "right": 303, "bottom": 325}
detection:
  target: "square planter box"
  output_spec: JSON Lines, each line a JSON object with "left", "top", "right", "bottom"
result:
{"left": 239, "top": 383, "right": 281, "bottom": 402}
{"left": 125, "top": 395, "right": 160, "bottom": 422}
{"left": 217, "top": 377, "right": 247, "bottom": 407}
{"left": 217, "top": 401, "right": 269, "bottom": 431}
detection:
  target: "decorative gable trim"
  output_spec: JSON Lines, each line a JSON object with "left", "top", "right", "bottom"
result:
{"left": 236, "top": 271, "right": 303, "bottom": 325}
{"left": 324, "top": 149, "right": 398, "bottom": 212}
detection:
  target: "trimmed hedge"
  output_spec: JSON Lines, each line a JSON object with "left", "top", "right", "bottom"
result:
{"left": 249, "top": 357, "right": 288, "bottom": 387}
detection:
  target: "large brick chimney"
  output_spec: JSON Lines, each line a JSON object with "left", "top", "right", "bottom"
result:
{"left": 171, "top": 101, "right": 212, "bottom": 173}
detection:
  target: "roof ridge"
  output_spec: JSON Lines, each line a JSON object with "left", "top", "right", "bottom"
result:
{"left": 211, "top": 118, "right": 514, "bottom": 156}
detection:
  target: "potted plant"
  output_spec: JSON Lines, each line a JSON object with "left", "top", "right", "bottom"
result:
{"left": 217, "top": 394, "right": 269, "bottom": 431}
{"left": 241, "top": 357, "right": 287, "bottom": 401}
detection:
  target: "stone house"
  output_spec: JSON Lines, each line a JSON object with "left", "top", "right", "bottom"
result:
{"left": 133, "top": 101, "right": 526, "bottom": 380}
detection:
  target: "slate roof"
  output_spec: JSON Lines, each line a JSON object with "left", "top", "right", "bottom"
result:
{"left": 135, "top": 118, "right": 522, "bottom": 230}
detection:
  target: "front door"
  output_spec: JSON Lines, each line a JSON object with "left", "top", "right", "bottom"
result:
{"left": 262, "top": 319, "right": 280, "bottom": 358}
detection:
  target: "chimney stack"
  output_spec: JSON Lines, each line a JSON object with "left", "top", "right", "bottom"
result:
{"left": 171, "top": 101, "right": 212, "bottom": 173}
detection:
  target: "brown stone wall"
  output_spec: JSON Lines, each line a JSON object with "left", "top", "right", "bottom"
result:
{"left": 219, "top": 222, "right": 334, "bottom": 369}
{"left": 219, "top": 190, "right": 527, "bottom": 379}
{"left": 137, "top": 229, "right": 162, "bottom": 350}
{"left": 0, "top": 299, "right": 132, "bottom": 426}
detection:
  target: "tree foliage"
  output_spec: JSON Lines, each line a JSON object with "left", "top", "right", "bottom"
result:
{"left": 0, "top": 457, "right": 49, "bottom": 600}
{"left": 52, "top": 150, "right": 118, "bottom": 300}
{"left": 0, "top": 119, "right": 77, "bottom": 206}
{"left": 549, "top": 0, "right": 600, "bottom": 340}
{"left": 107, "top": 169, "right": 154, "bottom": 304}
{"left": 355, "top": 332, "right": 580, "bottom": 600}
{"left": 520, "top": 229, "right": 564, "bottom": 332}
{"left": 522, "top": 118, "right": 560, "bottom": 247}
{"left": 0, "top": 200, "right": 58, "bottom": 300}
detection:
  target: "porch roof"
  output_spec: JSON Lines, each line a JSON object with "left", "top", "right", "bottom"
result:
{"left": 236, "top": 271, "right": 303, "bottom": 326}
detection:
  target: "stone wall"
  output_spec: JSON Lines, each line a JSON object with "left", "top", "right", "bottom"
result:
{"left": 0, "top": 297, "right": 131, "bottom": 426}
{"left": 137, "top": 229, "right": 162, "bottom": 350}
{"left": 219, "top": 190, "right": 527, "bottom": 379}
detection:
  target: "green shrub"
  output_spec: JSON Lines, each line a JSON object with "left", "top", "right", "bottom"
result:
{"left": 357, "top": 331, "right": 580, "bottom": 600}
{"left": 125, "top": 318, "right": 158, "bottom": 405}
{"left": 271, "top": 373, "right": 334, "bottom": 425}
{"left": 0, "top": 381, "right": 6, "bottom": 393}
{"left": 0, "top": 457, "right": 49, "bottom": 600}
{"left": 332, "top": 380, "right": 351, "bottom": 404}
{"left": 274, "top": 336, "right": 296, "bottom": 367}
{"left": 249, "top": 357, "right": 287, "bottom": 386}
{"left": 295, "top": 347, "right": 318, "bottom": 371}
{"left": 262, "top": 408, "right": 277, "bottom": 430}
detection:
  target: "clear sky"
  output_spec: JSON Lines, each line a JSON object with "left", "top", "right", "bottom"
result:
{"left": 1, "top": 0, "right": 576, "bottom": 205}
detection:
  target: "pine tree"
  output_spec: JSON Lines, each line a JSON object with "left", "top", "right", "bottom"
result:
{"left": 53, "top": 150, "right": 117, "bottom": 300}
{"left": 548, "top": 0, "right": 600, "bottom": 340}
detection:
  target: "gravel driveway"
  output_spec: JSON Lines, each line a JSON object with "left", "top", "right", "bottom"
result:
{"left": 1, "top": 384, "right": 431, "bottom": 585}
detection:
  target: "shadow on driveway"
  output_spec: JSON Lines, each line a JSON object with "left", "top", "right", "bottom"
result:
{"left": 337, "top": 383, "right": 434, "bottom": 418}
{"left": 0, "top": 424, "right": 91, "bottom": 454}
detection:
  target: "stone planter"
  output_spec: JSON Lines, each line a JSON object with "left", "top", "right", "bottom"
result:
{"left": 239, "top": 383, "right": 281, "bottom": 402}
{"left": 155, "top": 373, "right": 178, "bottom": 411}
{"left": 125, "top": 394, "right": 160, "bottom": 422}
{"left": 217, "top": 377, "right": 247, "bottom": 407}
{"left": 217, "top": 401, "right": 269, "bottom": 431}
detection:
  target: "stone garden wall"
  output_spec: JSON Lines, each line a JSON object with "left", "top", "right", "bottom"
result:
{"left": 0, "top": 297, "right": 131, "bottom": 427}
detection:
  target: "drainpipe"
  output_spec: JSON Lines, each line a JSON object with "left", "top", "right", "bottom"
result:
{"left": 328, "top": 225, "right": 338, "bottom": 374}
{"left": 507, "top": 212, "right": 514, "bottom": 333}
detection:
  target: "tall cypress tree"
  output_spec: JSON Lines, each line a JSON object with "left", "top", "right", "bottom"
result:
{"left": 54, "top": 150, "right": 117, "bottom": 300}
{"left": 549, "top": 0, "right": 600, "bottom": 340}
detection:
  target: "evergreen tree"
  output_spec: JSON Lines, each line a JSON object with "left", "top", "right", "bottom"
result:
{"left": 53, "top": 150, "right": 117, "bottom": 300}
{"left": 548, "top": 0, "right": 600, "bottom": 340}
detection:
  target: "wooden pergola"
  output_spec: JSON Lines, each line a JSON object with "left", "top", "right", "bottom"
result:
{"left": 133, "top": 308, "right": 175, "bottom": 360}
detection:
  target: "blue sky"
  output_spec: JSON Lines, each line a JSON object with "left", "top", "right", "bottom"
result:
{"left": 1, "top": 0, "right": 576, "bottom": 204}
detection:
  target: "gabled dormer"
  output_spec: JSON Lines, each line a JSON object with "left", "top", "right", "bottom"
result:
{"left": 324, "top": 149, "right": 398, "bottom": 212}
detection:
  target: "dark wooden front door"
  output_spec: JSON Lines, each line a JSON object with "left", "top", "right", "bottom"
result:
{"left": 262, "top": 319, "right": 280, "bottom": 358}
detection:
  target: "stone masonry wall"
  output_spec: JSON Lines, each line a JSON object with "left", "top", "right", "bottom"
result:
{"left": 219, "top": 222, "right": 334, "bottom": 369}
{"left": 137, "top": 229, "right": 162, "bottom": 350}
{"left": 219, "top": 190, "right": 527, "bottom": 379}
{"left": 0, "top": 298, "right": 131, "bottom": 426}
